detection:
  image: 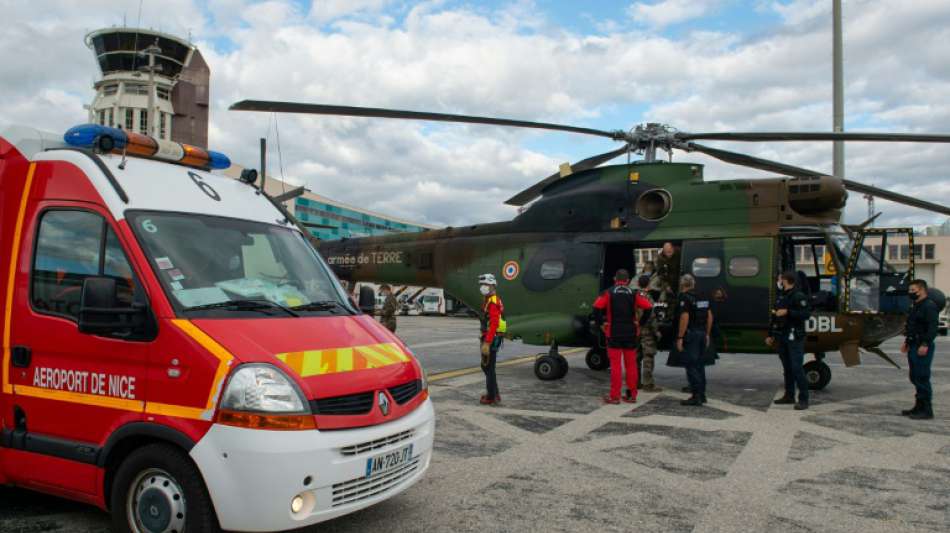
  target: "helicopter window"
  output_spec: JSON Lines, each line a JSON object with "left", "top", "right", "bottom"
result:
{"left": 540, "top": 261, "right": 565, "bottom": 280}
{"left": 691, "top": 257, "right": 721, "bottom": 278}
{"left": 727, "top": 256, "right": 759, "bottom": 277}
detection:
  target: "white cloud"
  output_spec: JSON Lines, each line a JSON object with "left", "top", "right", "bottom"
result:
{"left": 1, "top": 0, "right": 949, "bottom": 229}
{"left": 627, "top": 0, "right": 721, "bottom": 29}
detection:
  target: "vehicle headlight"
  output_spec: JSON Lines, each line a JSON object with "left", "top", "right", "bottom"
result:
{"left": 221, "top": 364, "right": 308, "bottom": 413}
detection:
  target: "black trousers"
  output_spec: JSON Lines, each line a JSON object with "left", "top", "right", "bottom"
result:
{"left": 482, "top": 337, "right": 503, "bottom": 399}
{"left": 683, "top": 330, "right": 706, "bottom": 397}
{"left": 777, "top": 335, "right": 809, "bottom": 403}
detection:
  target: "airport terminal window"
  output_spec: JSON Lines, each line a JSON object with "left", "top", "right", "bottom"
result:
{"left": 31, "top": 210, "right": 137, "bottom": 320}
{"left": 139, "top": 109, "right": 148, "bottom": 134}
{"left": 125, "top": 108, "right": 134, "bottom": 130}
{"left": 691, "top": 257, "right": 721, "bottom": 278}
{"left": 925, "top": 244, "right": 935, "bottom": 259}
{"left": 727, "top": 256, "right": 759, "bottom": 277}
{"left": 540, "top": 260, "right": 565, "bottom": 280}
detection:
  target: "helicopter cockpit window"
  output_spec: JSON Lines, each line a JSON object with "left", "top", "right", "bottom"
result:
{"left": 727, "top": 256, "right": 759, "bottom": 277}
{"left": 691, "top": 257, "right": 721, "bottom": 278}
{"left": 540, "top": 260, "right": 565, "bottom": 280}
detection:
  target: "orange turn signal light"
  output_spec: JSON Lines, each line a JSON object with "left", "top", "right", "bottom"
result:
{"left": 217, "top": 410, "right": 317, "bottom": 431}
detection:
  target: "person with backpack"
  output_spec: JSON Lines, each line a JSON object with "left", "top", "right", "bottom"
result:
{"left": 901, "top": 279, "right": 941, "bottom": 420}
{"left": 593, "top": 269, "right": 653, "bottom": 404}
{"left": 766, "top": 271, "right": 811, "bottom": 410}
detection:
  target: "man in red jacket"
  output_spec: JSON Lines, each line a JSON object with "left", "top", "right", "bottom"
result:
{"left": 593, "top": 269, "right": 653, "bottom": 404}
{"left": 479, "top": 273, "right": 504, "bottom": 405}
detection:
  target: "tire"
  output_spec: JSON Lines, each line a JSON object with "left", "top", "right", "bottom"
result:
{"left": 554, "top": 354, "right": 569, "bottom": 379}
{"left": 110, "top": 443, "right": 221, "bottom": 533}
{"left": 534, "top": 355, "right": 560, "bottom": 381}
{"left": 804, "top": 360, "right": 832, "bottom": 391}
{"left": 585, "top": 349, "right": 609, "bottom": 371}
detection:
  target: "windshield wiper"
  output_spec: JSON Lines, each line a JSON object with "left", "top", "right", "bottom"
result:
{"left": 186, "top": 299, "right": 300, "bottom": 317}
{"left": 290, "top": 300, "right": 351, "bottom": 314}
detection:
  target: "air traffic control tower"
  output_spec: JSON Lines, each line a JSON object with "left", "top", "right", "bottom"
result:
{"left": 85, "top": 27, "right": 210, "bottom": 147}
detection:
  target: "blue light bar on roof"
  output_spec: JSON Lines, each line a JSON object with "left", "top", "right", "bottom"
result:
{"left": 64, "top": 123, "right": 231, "bottom": 170}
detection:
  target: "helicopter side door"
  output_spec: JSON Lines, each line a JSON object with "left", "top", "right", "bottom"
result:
{"left": 837, "top": 227, "right": 914, "bottom": 315}
{"left": 681, "top": 238, "right": 772, "bottom": 352}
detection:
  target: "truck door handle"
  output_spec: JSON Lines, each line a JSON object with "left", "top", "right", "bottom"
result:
{"left": 12, "top": 346, "right": 31, "bottom": 368}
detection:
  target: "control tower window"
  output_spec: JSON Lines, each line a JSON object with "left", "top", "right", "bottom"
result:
{"left": 102, "top": 84, "right": 118, "bottom": 96}
{"left": 124, "top": 108, "right": 134, "bottom": 130}
{"left": 107, "top": 109, "right": 114, "bottom": 128}
{"left": 159, "top": 113, "right": 167, "bottom": 139}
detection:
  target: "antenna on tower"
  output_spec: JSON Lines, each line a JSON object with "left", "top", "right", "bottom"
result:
{"left": 864, "top": 188, "right": 875, "bottom": 227}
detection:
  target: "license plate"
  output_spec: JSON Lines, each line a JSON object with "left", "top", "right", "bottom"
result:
{"left": 365, "top": 444, "right": 413, "bottom": 478}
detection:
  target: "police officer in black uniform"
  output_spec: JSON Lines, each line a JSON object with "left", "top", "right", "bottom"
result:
{"left": 766, "top": 271, "right": 811, "bottom": 410}
{"left": 901, "top": 279, "right": 939, "bottom": 420}
{"left": 676, "top": 274, "right": 713, "bottom": 406}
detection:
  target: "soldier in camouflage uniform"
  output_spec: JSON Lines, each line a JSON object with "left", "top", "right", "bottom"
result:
{"left": 379, "top": 284, "right": 398, "bottom": 333}
{"left": 636, "top": 274, "right": 663, "bottom": 392}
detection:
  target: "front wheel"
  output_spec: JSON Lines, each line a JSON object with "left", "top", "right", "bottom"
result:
{"left": 110, "top": 443, "right": 221, "bottom": 533}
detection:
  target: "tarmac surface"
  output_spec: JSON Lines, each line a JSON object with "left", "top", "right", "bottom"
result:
{"left": 2, "top": 315, "right": 949, "bottom": 533}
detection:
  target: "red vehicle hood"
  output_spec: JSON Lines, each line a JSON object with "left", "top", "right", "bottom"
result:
{"left": 191, "top": 315, "right": 421, "bottom": 401}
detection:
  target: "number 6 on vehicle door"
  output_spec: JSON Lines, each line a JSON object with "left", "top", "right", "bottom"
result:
{"left": 366, "top": 444, "right": 414, "bottom": 477}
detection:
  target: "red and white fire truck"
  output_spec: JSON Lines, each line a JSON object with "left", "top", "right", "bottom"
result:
{"left": 0, "top": 124, "right": 434, "bottom": 532}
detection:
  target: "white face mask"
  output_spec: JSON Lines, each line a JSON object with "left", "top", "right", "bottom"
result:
{"left": 777, "top": 281, "right": 784, "bottom": 290}
{"left": 479, "top": 285, "right": 492, "bottom": 296}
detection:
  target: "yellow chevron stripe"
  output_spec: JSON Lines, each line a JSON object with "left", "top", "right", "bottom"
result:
{"left": 276, "top": 342, "right": 410, "bottom": 378}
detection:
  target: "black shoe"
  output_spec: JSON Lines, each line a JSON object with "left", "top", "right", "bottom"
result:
{"left": 680, "top": 396, "right": 703, "bottom": 406}
{"left": 774, "top": 395, "right": 795, "bottom": 405}
{"left": 700, "top": 395, "right": 708, "bottom": 404}
{"left": 909, "top": 402, "right": 934, "bottom": 420}
{"left": 681, "top": 386, "right": 692, "bottom": 393}
{"left": 794, "top": 402, "right": 809, "bottom": 411}
{"left": 901, "top": 400, "right": 922, "bottom": 416}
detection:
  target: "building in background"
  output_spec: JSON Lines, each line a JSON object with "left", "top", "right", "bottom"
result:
{"left": 86, "top": 27, "right": 209, "bottom": 147}
{"left": 259, "top": 177, "right": 436, "bottom": 241}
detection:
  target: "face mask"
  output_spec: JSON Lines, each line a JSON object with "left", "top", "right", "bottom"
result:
{"left": 777, "top": 282, "right": 784, "bottom": 290}
{"left": 479, "top": 285, "right": 491, "bottom": 296}
{"left": 909, "top": 292, "right": 919, "bottom": 301}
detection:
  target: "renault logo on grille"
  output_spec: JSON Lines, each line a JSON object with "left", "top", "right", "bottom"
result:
{"left": 378, "top": 392, "right": 391, "bottom": 416}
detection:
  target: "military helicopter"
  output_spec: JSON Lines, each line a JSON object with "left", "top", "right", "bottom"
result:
{"left": 231, "top": 100, "right": 950, "bottom": 389}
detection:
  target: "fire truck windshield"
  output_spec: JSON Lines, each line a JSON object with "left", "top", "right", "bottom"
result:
{"left": 127, "top": 211, "right": 354, "bottom": 317}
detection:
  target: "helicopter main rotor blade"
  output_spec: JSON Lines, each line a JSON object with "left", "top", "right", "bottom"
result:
{"left": 684, "top": 142, "right": 950, "bottom": 216}
{"left": 682, "top": 142, "right": 826, "bottom": 178}
{"left": 841, "top": 179, "right": 950, "bottom": 216}
{"left": 679, "top": 131, "right": 950, "bottom": 143}
{"left": 505, "top": 144, "right": 631, "bottom": 206}
{"left": 230, "top": 100, "right": 624, "bottom": 140}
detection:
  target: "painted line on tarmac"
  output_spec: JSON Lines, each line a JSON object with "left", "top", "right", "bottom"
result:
{"left": 410, "top": 339, "right": 475, "bottom": 349}
{"left": 428, "top": 347, "right": 585, "bottom": 383}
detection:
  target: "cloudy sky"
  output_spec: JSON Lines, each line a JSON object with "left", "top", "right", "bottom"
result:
{"left": 3, "top": 0, "right": 949, "bottom": 229}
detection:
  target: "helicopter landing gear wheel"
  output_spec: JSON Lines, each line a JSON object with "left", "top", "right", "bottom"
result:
{"left": 535, "top": 355, "right": 561, "bottom": 380}
{"left": 804, "top": 358, "right": 831, "bottom": 390}
{"left": 585, "top": 348, "right": 609, "bottom": 371}
{"left": 535, "top": 345, "right": 568, "bottom": 380}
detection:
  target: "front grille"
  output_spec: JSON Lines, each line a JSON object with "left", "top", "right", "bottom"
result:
{"left": 388, "top": 380, "right": 421, "bottom": 405}
{"left": 311, "top": 392, "right": 374, "bottom": 415}
{"left": 340, "top": 430, "right": 414, "bottom": 457}
{"left": 331, "top": 457, "right": 421, "bottom": 507}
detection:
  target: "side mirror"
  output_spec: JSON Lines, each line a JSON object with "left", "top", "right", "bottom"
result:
{"left": 358, "top": 286, "right": 376, "bottom": 315}
{"left": 78, "top": 276, "right": 148, "bottom": 337}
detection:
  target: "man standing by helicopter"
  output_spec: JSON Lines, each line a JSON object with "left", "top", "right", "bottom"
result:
{"left": 593, "top": 269, "right": 653, "bottom": 404}
{"left": 479, "top": 274, "right": 505, "bottom": 406}
{"left": 767, "top": 271, "right": 811, "bottom": 410}
{"left": 901, "top": 280, "right": 940, "bottom": 420}
{"left": 676, "top": 274, "right": 713, "bottom": 406}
